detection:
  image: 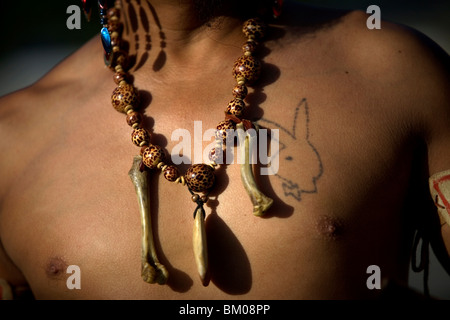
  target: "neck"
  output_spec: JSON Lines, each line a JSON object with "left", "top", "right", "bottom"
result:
{"left": 124, "top": 1, "right": 210, "bottom": 38}
{"left": 117, "top": 0, "right": 266, "bottom": 75}
{"left": 121, "top": 0, "right": 265, "bottom": 33}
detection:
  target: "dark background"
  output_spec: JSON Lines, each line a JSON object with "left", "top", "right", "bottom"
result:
{"left": 0, "top": 0, "right": 449, "bottom": 299}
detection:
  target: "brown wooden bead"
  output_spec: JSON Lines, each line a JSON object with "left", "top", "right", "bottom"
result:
{"left": 242, "top": 41, "right": 257, "bottom": 54}
{"left": 226, "top": 98, "right": 245, "bottom": 117}
{"left": 110, "top": 31, "right": 120, "bottom": 49}
{"left": 131, "top": 128, "right": 150, "bottom": 146}
{"left": 107, "top": 7, "right": 120, "bottom": 19}
{"left": 215, "top": 119, "right": 236, "bottom": 145}
{"left": 113, "top": 71, "right": 127, "bottom": 84}
{"left": 185, "top": 164, "right": 215, "bottom": 193}
{"left": 163, "top": 165, "right": 179, "bottom": 182}
{"left": 126, "top": 111, "right": 143, "bottom": 127}
{"left": 114, "top": 51, "right": 128, "bottom": 68}
{"left": 110, "top": 38, "right": 120, "bottom": 49}
{"left": 142, "top": 144, "right": 165, "bottom": 169}
{"left": 232, "top": 84, "right": 248, "bottom": 99}
{"left": 242, "top": 18, "right": 266, "bottom": 40}
{"left": 108, "top": 50, "right": 128, "bottom": 70}
{"left": 232, "top": 55, "right": 261, "bottom": 85}
{"left": 111, "top": 83, "right": 138, "bottom": 113}
{"left": 108, "top": 19, "right": 122, "bottom": 34}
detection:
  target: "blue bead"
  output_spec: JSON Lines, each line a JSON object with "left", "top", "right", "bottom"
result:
{"left": 101, "top": 27, "right": 112, "bottom": 54}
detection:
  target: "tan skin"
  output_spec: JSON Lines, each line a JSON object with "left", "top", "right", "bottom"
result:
{"left": 0, "top": 1, "right": 449, "bottom": 299}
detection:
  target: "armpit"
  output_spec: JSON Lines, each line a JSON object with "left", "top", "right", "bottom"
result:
{"left": 429, "top": 170, "right": 450, "bottom": 226}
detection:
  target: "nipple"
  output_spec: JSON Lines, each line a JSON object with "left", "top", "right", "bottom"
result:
{"left": 316, "top": 215, "right": 343, "bottom": 239}
{"left": 45, "top": 256, "right": 68, "bottom": 279}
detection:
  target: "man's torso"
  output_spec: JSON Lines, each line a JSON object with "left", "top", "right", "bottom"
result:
{"left": 0, "top": 8, "right": 440, "bottom": 299}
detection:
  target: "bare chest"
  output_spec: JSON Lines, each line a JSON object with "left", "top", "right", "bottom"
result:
{"left": 1, "top": 67, "right": 420, "bottom": 299}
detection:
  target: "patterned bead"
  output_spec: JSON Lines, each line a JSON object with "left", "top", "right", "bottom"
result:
{"left": 131, "top": 128, "right": 150, "bottom": 146}
{"left": 126, "top": 111, "right": 143, "bottom": 127}
{"left": 111, "top": 83, "right": 138, "bottom": 113}
{"left": 163, "top": 165, "right": 179, "bottom": 182}
{"left": 185, "top": 164, "right": 215, "bottom": 193}
{"left": 208, "top": 146, "right": 224, "bottom": 165}
{"left": 232, "top": 84, "right": 248, "bottom": 99}
{"left": 215, "top": 119, "right": 236, "bottom": 145}
{"left": 226, "top": 98, "right": 245, "bottom": 117}
{"left": 142, "top": 144, "right": 165, "bottom": 169}
{"left": 232, "top": 55, "right": 261, "bottom": 85}
{"left": 242, "top": 18, "right": 266, "bottom": 40}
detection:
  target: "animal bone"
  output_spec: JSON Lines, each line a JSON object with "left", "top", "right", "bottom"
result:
{"left": 192, "top": 207, "right": 210, "bottom": 286}
{"left": 128, "top": 156, "right": 169, "bottom": 285}
{"left": 236, "top": 122, "right": 273, "bottom": 216}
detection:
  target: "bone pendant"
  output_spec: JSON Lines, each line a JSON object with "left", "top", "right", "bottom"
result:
{"left": 193, "top": 208, "right": 210, "bottom": 286}
{"left": 128, "top": 156, "right": 169, "bottom": 285}
{"left": 237, "top": 122, "right": 273, "bottom": 216}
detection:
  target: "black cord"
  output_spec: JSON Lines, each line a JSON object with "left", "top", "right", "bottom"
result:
{"left": 187, "top": 187, "right": 209, "bottom": 219}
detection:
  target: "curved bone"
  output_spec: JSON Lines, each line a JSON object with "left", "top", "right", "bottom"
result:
{"left": 237, "top": 122, "right": 273, "bottom": 216}
{"left": 193, "top": 207, "right": 210, "bottom": 286}
{"left": 129, "top": 156, "right": 169, "bottom": 284}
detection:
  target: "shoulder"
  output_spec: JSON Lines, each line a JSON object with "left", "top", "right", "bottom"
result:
{"left": 277, "top": 4, "right": 449, "bottom": 124}
{"left": 273, "top": 3, "right": 449, "bottom": 163}
{"left": 281, "top": 4, "right": 448, "bottom": 82}
{"left": 0, "top": 36, "right": 109, "bottom": 286}
{"left": 276, "top": 2, "right": 448, "bottom": 75}
{"left": 0, "top": 36, "right": 108, "bottom": 196}
{"left": 329, "top": 8, "right": 450, "bottom": 259}
{"left": 341, "top": 9, "right": 449, "bottom": 82}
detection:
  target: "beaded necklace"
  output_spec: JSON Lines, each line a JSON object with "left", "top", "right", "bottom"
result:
{"left": 87, "top": 0, "right": 280, "bottom": 287}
